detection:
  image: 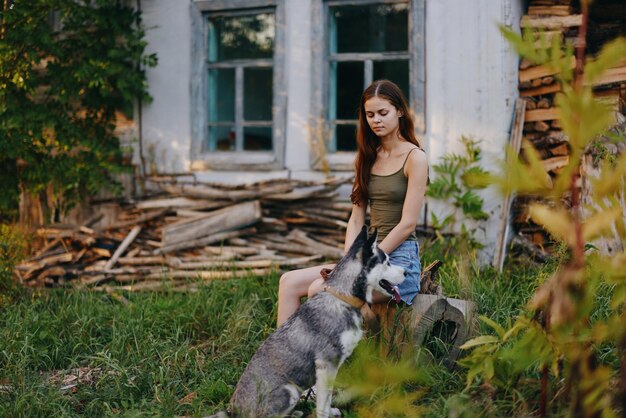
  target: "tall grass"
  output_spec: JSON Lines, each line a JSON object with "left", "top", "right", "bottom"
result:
{"left": 0, "top": 247, "right": 558, "bottom": 417}
{"left": 6, "top": 225, "right": 612, "bottom": 416}
{"left": 0, "top": 274, "right": 279, "bottom": 417}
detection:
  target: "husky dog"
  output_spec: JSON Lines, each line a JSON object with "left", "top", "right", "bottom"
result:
{"left": 223, "top": 226, "right": 405, "bottom": 417}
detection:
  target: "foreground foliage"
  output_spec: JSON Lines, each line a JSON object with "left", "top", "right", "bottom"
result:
{"left": 461, "top": 3, "right": 626, "bottom": 416}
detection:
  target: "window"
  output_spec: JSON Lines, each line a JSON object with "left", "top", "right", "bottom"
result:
{"left": 207, "top": 11, "right": 275, "bottom": 152}
{"left": 326, "top": 0, "right": 410, "bottom": 152}
{"left": 191, "top": 0, "right": 286, "bottom": 170}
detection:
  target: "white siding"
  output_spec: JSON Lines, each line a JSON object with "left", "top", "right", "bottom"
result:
{"left": 425, "top": 0, "right": 523, "bottom": 259}
{"left": 141, "top": 0, "right": 192, "bottom": 173}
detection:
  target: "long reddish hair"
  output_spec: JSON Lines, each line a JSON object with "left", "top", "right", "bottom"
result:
{"left": 350, "top": 79, "right": 421, "bottom": 206}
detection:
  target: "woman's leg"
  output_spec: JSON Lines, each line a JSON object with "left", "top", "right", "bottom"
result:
{"left": 277, "top": 263, "right": 335, "bottom": 327}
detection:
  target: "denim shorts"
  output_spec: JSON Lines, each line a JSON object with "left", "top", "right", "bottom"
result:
{"left": 388, "top": 240, "right": 421, "bottom": 305}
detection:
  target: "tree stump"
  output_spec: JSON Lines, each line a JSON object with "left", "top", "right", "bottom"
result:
{"left": 410, "top": 294, "right": 476, "bottom": 368}
{"left": 368, "top": 260, "right": 476, "bottom": 368}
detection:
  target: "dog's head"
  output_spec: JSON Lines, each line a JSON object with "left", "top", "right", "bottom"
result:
{"left": 329, "top": 226, "right": 405, "bottom": 304}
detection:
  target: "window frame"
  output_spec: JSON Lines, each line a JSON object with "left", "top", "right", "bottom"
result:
{"left": 191, "top": 0, "right": 287, "bottom": 170}
{"left": 311, "top": 0, "right": 425, "bottom": 171}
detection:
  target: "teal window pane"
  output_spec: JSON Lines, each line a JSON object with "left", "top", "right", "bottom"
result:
{"left": 208, "top": 68, "right": 235, "bottom": 122}
{"left": 373, "top": 60, "right": 409, "bottom": 100}
{"left": 244, "top": 127, "right": 272, "bottom": 151}
{"left": 335, "top": 124, "right": 357, "bottom": 152}
{"left": 331, "top": 61, "right": 363, "bottom": 120}
{"left": 329, "top": 4, "right": 408, "bottom": 53}
{"left": 207, "top": 13, "right": 275, "bottom": 62}
{"left": 208, "top": 125, "right": 235, "bottom": 151}
{"left": 244, "top": 68, "right": 273, "bottom": 121}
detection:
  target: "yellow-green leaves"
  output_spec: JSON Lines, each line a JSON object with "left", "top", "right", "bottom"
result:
{"left": 459, "top": 335, "right": 499, "bottom": 350}
{"left": 556, "top": 88, "right": 614, "bottom": 151}
{"left": 335, "top": 341, "right": 430, "bottom": 417}
{"left": 527, "top": 203, "right": 622, "bottom": 248}
{"left": 499, "top": 26, "right": 568, "bottom": 68}
{"left": 495, "top": 143, "right": 552, "bottom": 196}
{"left": 457, "top": 316, "right": 528, "bottom": 389}
{"left": 583, "top": 38, "right": 626, "bottom": 86}
{"left": 591, "top": 151, "right": 626, "bottom": 197}
{"left": 484, "top": 14, "right": 626, "bottom": 416}
{"left": 528, "top": 204, "right": 573, "bottom": 245}
{"left": 582, "top": 207, "right": 622, "bottom": 242}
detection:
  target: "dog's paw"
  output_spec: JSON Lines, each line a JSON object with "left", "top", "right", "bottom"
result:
{"left": 330, "top": 407, "right": 342, "bottom": 417}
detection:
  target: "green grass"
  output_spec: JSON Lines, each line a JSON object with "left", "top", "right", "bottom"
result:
{"left": 0, "top": 257, "right": 546, "bottom": 417}
{"left": 0, "top": 274, "right": 280, "bottom": 417}
{"left": 0, "top": 242, "right": 618, "bottom": 417}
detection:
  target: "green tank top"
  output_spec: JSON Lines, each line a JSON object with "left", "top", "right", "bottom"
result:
{"left": 368, "top": 148, "right": 419, "bottom": 242}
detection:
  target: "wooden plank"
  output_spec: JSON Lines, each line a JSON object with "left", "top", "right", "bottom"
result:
{"left": 17, "top": 252, "right": 73, "bottom": 272}
{"left": 117, "top": 256, "right": 167, "bottom": 265}
{"left": 252, "top": 240, "right": 339, "bottom": 259}
{"left": 105, "top": 208, "right": 170, "bottom": 231}
{"left": 287, "top": 229, "right": 345, "bottom": 259}
{"left": 520, "top": 14, "right": 582, "bottom": 29}
{"left": 493, "top": 98, "right": 526, "bottom": 272}
{"left": 265, "top": 184, "right": 343, "bottom": 201}
{"left": 157, "top": 227, "right": 258, "bottom": 254}
{"left": 104, "top": 226, "right": 142, "bottom": 271}
{"left": 542, "top": 155, "right": 569, "bottom": 172}
{"left": 535, "top": 121, "right": 551, "bottom": 132}
{"left": 527, "top": 6, "right": 571, "bottom": 16}
{"left": 549, "top": 143, "right": 569, "bottom": 156}
{"left": 525, "top": 107, "right": 560, "bottom": 122}
{"left": 203, "top": 246, "right": 259, "bottom": 256}
{"left": 161, "top": 182, "right": 292, "bottom": 201}
{"left": 115, "top": 268, "right": 273, "bottom": 283}
{"left": 291, "top": 211, "right": 349, "bottom": 229}
{"left": 592, "top": 66, "right": 626, "bottom": 86}
{"left": 136, "top": 197, "right": 213, "bottom": 210}
{"left": 162, "top": 201, "right": 261, "bottom": 246}
{"left": 175, "top": 255, "right": 322, "bottom": 270}
{"left": 174, "top": 209, "right": 213, "bottom": 218}
{"left": 519, "top": 56, "right": 576, "bottom": 82}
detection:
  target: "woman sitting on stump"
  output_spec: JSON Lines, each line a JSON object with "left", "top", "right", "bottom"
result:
{"left": 277, "top": 79, "right": 428, "bottom": 327}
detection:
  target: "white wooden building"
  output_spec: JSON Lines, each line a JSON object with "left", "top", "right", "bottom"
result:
{"left": 134, "top": 0, "right": 526, "bottom": 257}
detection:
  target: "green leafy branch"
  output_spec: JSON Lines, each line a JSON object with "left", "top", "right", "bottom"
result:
{"left": 0, "top": 0, "right": 157, "bottom": 220}
{"left": 459, "top": 5, "right": 626, "bottom": 416}
{"left": 426, "top": 137, "right": 490, "bottom": 250}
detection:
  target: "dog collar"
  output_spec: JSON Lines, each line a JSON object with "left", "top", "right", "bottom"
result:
{"left": 322, "top": 285, "right": 366, "bottom": 309}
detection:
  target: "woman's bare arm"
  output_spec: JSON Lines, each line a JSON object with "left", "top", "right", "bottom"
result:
{"left": 344, "top": 201, "right": 367, "bottom": 253}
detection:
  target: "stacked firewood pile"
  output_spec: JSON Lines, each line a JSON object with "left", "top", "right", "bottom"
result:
{"left": 14, "top": 176, "right": 355, "bottom": 292}
{"left": 511, "top": 0, "right": 626, "bottom": 256}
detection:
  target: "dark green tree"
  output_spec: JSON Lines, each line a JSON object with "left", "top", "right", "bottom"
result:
{"left": 0, "top": 0, "right": 156, "bottom": 222}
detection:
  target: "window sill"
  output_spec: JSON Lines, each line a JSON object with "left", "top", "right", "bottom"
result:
{"left": 191, "top": 151, "right": 278, "bottom": 171}
{"left": 324, "top": 151, "right": 355, "bottom": 172}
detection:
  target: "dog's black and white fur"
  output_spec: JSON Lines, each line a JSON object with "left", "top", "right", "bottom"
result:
{"left": 221, "top": 226, "right": 405, "bottom": 417}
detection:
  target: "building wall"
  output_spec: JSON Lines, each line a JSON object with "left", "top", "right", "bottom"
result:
{"left": 139, "top": 0, "right": 525, "bottom": 258}
{"left": 140, "top": 0, "right": 192, "bottom": 174}
{"left": 425, "top": 0, "right": 523, "bottom": 259}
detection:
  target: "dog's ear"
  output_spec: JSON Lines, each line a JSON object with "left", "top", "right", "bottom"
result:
{"left": 352, "top": 225, "right": 368, "bottom": 248}
{"left": 345, "top": 226, "right": 368, "bottom": 260}
{"left": 363, "top": 228, "right": 378, "bottom": 259}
